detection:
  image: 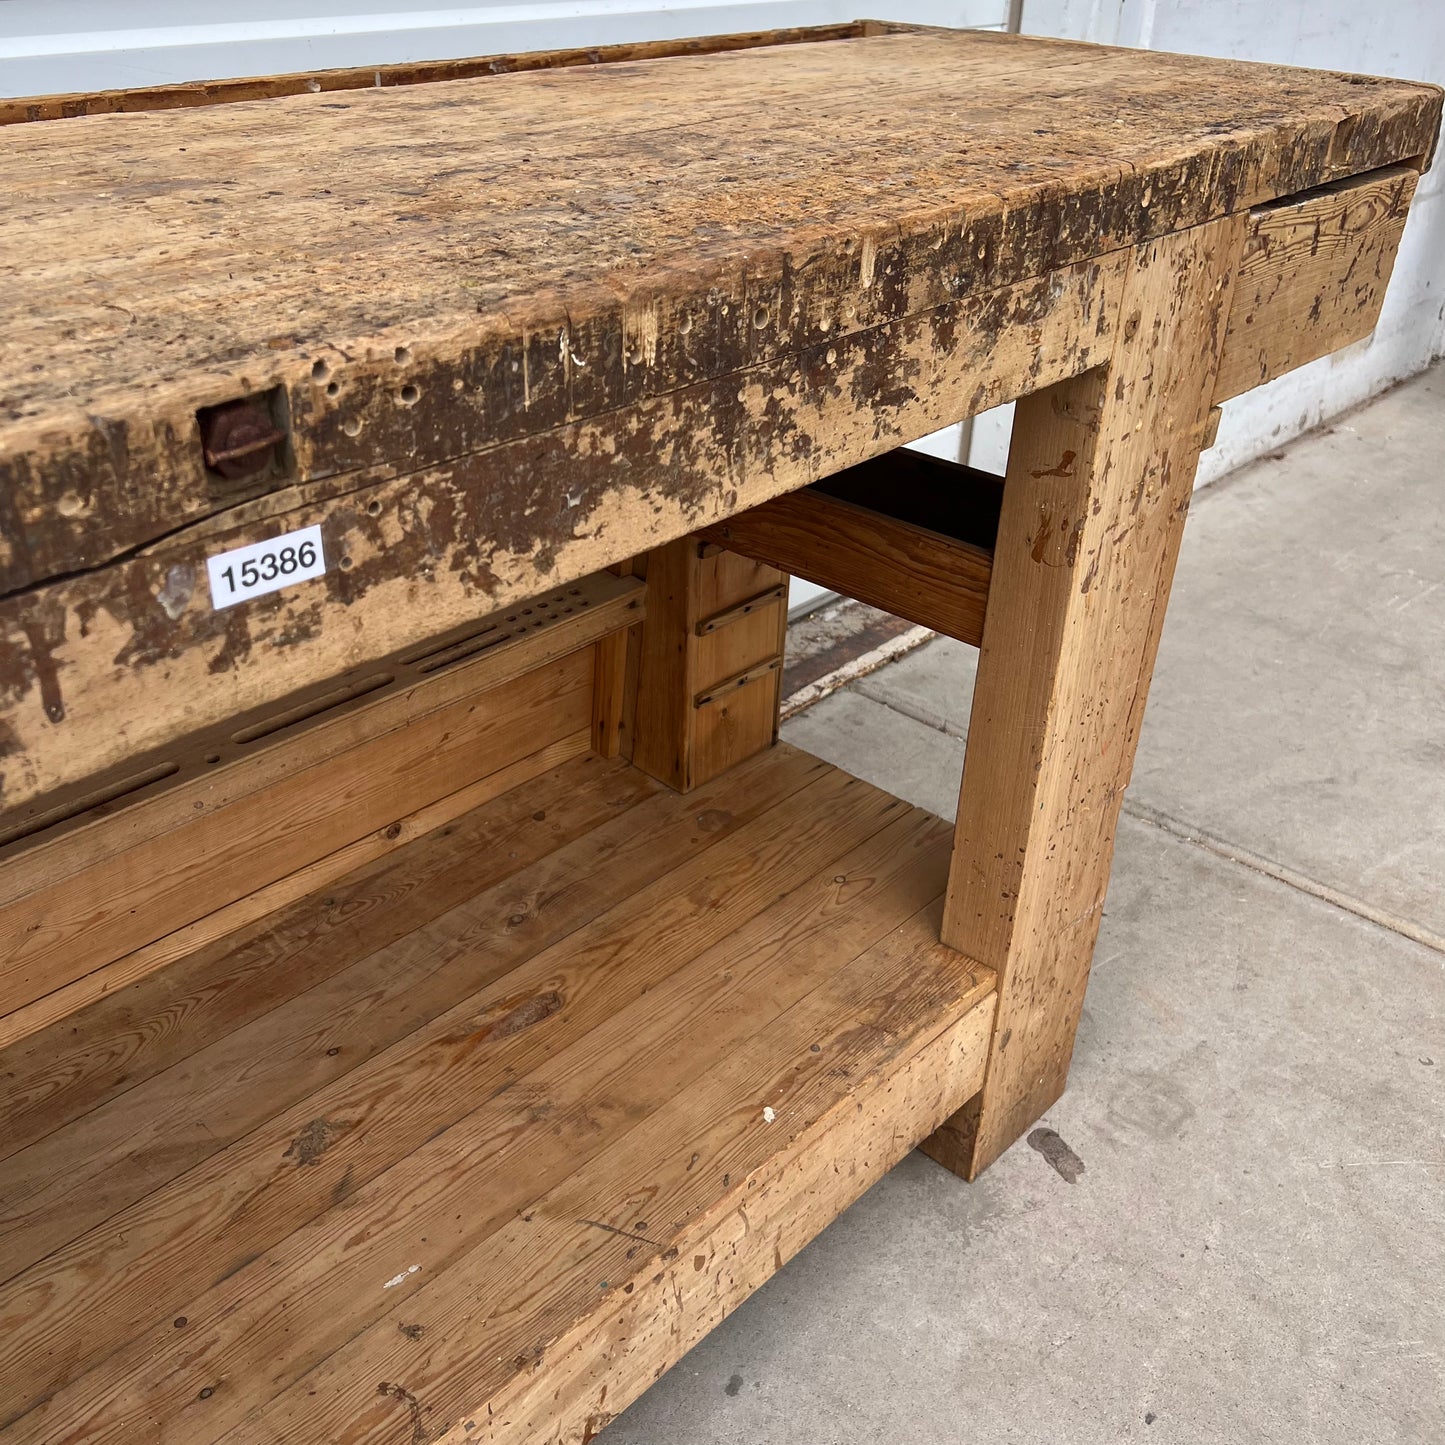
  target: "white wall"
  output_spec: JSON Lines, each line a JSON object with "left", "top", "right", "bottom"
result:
{"left": 1018, "top": 0, "right": 1445, "bottom": 483}
{"left": 0, "top": 2, "right": 1007, "bottom": 94}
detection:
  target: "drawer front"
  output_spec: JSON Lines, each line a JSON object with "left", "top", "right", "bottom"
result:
{"left": 1215, "top": 164, "right": 1418, "bottom": 402}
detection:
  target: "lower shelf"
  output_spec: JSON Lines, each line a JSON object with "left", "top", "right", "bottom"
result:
{"left": 0, "top": 743, "right": 995, "bottom": 1445}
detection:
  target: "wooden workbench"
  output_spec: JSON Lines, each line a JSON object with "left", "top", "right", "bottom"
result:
{"left": 0, "top": 21, "right": 1438, "bottom": 1445}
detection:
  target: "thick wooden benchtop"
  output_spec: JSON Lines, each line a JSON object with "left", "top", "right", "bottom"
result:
{"left": 2, "top": 26, "right": 1438, "bottom": 585}
{"left": 0, "top": 24, "right": 1438, "bottom": 816}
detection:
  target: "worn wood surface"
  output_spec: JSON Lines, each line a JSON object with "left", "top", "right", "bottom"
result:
{"left": 0, "top": 648, "right": 592, "bottom": 1022}
{"left": 0, "top": 729, "right": 592, "bottom": 1055}
{"left": 0, "top": 755, "right": 657, "bottom": 1222}
{"left": 703, "top": 485, "right": 993, "bottom": 646}
{"left": 590, "top": 626, "right": 631, "bottom": 759}
{"left": 257, "top": 927, "right": 993, "bottom": 1445}
{"left": 924, "top": 217, "right": 1244, "bottom": 1179}
{"left": 1214, "top": 163, "right": 1418, "bottom": 401}
{"left": 0, "top": 31, "right": 1435, "bottom": 1441}
{"left": 0, "top": 744, "right": 993, "bottom": 1445}
{"left": 0, "top": 572, "right": 641, "bottom": 1021}
{"left": 1, "top": 30, "right": 1439, "bottom": 814}
{"left": 0, "top": 744, "right": 830, "bottom": 1418}
{"left": 0, "top": 22, "right": 886, "bottom": 126}
{"left": 0, "top": 249, "right": 1122, "bottom": 814}
{"left": 3, "top": 27, "right": 1435, "bottom": 597}
{"left": 0, "top": 756, "right": 859, "bottom": 1284}
{"left": 0, "top": 568, "right": 640, "bottom": 883}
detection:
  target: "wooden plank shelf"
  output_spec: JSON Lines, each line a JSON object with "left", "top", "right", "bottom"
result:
{"left": 0, "top": 742, "right": 995, "bottom": 1445}
{"left": 0, "top": 570, "right": 645, "bottom": 1038}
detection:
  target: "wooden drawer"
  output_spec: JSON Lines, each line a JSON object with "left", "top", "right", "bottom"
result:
{"left": 1215, "top": 164, "right": 1418, "bottom": 402}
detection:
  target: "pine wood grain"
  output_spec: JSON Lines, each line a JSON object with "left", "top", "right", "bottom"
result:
{"left": 442, "top": 980, "right": 991, "bottom": 1445}
{"left": 0, "top": 750, "right": 836, "bottom": 1277}
{"left": 590, "top": 628, "right": 630, "bottom": 759}
{"left": 0, "top": 728, "right": 593, "bottom": 1055}
{"left": 0, "top": 648, "right": 593, "bottom": 1019}
{"left": 0, "top": 748, "right": 882, "bottom": 1421}
{"left": 227, "top": 906, "right": 993, "bottom": 1445}
{"left": 0, "top": 570, "right": 642, "bottom": 895}
{"left": 703, "top": 485, "right": 993, "bottom": 645}
{"left": 8, "top": 789, "right": 969, "bottom": 1445}
{"left": 0, "top": 750, "right": 656, "bottom": 1162}
{"left": 926, "top": 217, "right": 1245, "bottom": 1179}
{"left": 2, "top": 28, "right": 1435, "bottom": 595}
{"left": 1214, "top": 164, "right": 1418, "bottom": 402}
{"left": 0, "top": 745, "right": 816, "bottom": 1266}
{"left": 689, "top": 672, "right": 786, "bottom": 788}
{"left": 0, "top": 23, "right": 879, "bottom": 125}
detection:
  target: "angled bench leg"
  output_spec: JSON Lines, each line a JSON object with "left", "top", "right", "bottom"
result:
{"left": 923, "top": 217, "right": 1244, "bottom": 1180}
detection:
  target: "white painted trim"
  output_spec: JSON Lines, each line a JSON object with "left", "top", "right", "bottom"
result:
{"left": 1, "top": 3, "right": 818, "bottom": 59}
{"left": 780, "top": 625, "right": 935, "bottom": 719}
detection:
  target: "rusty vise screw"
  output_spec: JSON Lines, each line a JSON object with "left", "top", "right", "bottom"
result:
{"left": 200, "top": 401, "right": 285, "bottom": 480}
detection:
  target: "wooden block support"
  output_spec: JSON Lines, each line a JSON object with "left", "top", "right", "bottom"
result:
{"left": 632, "top": 540, "right": 787, "bottom": 792}
{"left": 924, "top": 216, "right": 1245, "bottom": 1179}
{"left": 701, "top": 464, "right": 995, "bottom": 647}
{"left": 591, "top": 627, "right": 632, "bottom": 759}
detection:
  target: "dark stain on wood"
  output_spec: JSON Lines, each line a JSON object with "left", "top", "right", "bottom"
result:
{"left": 284, "top": 1116, "right": 350, "bottom": 1168}
{"left": 0, "top": 30, "right": 1437, "bottom": 594}
{"left": 376, "top": 1381, "right": 428, "bottom": 1445}
{"left": 453, "top": 990, "right": 565, "bottom": 1052}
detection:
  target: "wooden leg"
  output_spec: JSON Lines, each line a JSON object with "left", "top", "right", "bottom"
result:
{"left": 923, "top": 217, "right": 1244, "bottom": 1180}
{"left": 631, "top": 538, "right": 787, "bottom": 791}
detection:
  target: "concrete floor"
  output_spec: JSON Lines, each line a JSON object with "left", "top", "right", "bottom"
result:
{"left": 604, "top": 363, "right": 1445, "bottom": 1444}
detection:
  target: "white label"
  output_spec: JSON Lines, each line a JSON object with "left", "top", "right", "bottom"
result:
{"left": 207, "top": 524, "right": 326, "bottom": 609}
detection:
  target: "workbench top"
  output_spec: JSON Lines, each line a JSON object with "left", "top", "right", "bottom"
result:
{"left": 2, "top": 26, "right": 1438, "bottom": 590}
{"left": 0, "top": 23, "right": 1438, "bottom": 822}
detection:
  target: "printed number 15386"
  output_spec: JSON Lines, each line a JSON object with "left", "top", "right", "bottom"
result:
{"left": 206, "top": 524, "right": 327, "bottom": 609}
